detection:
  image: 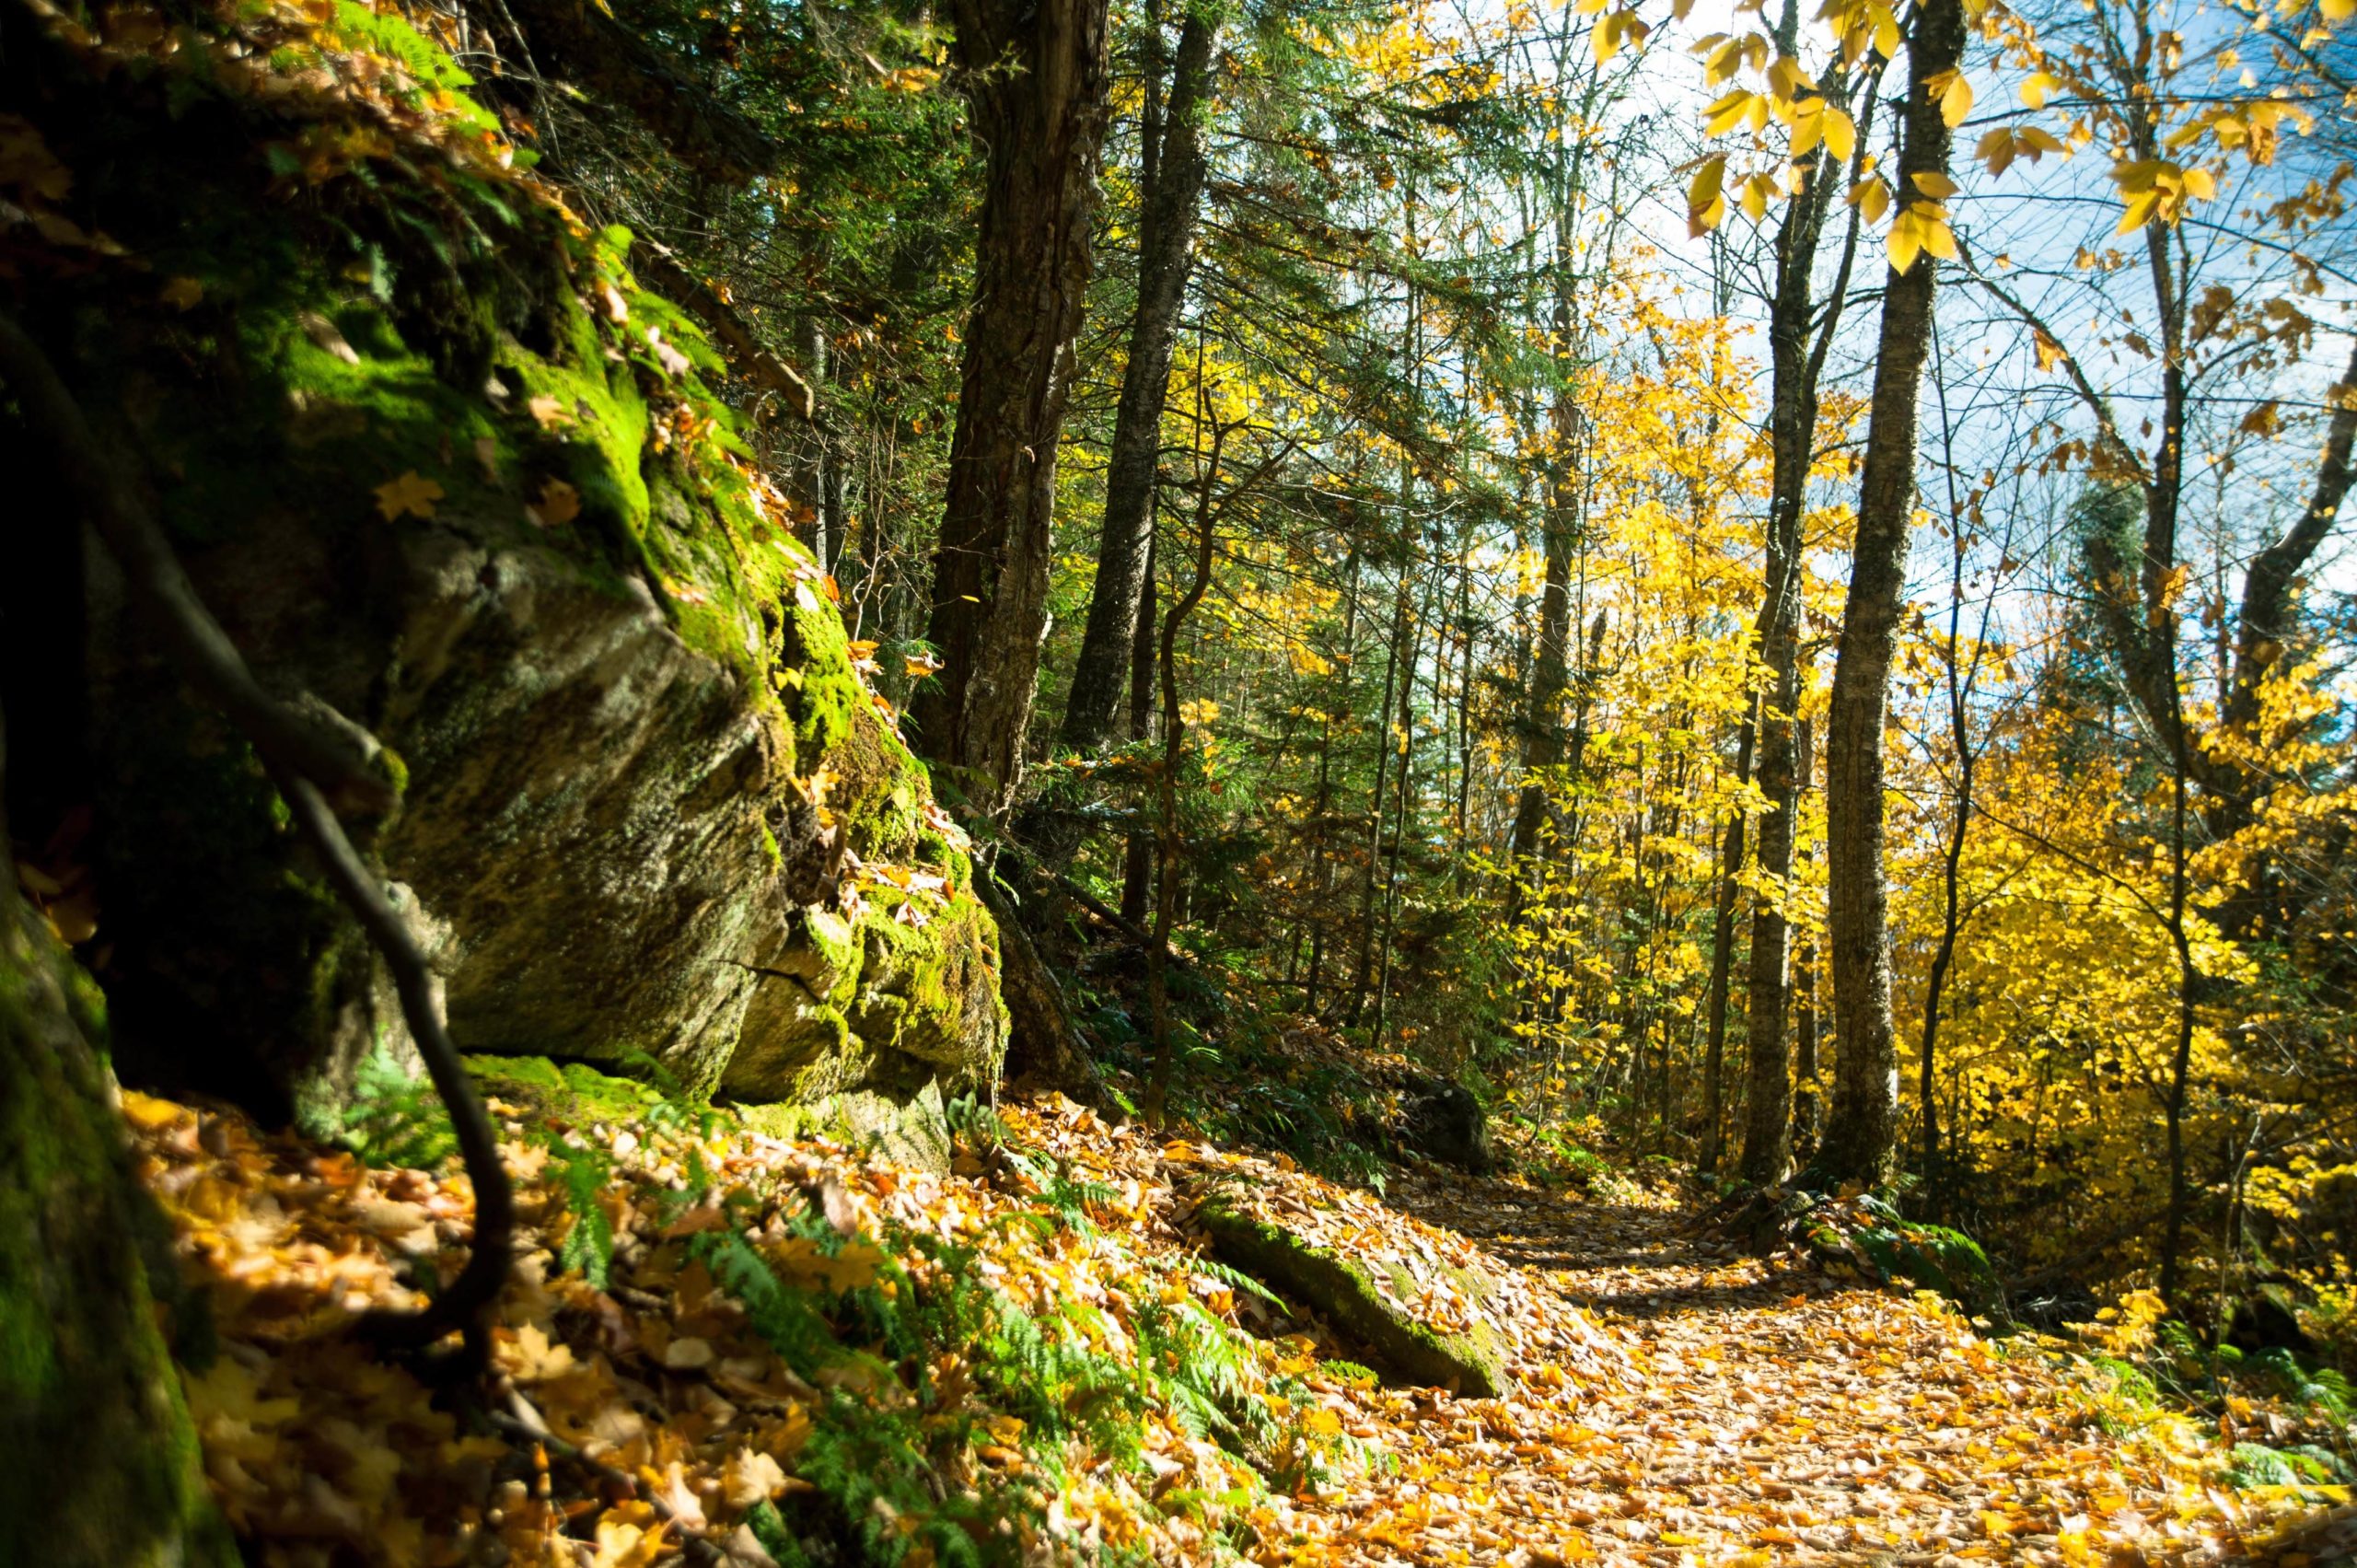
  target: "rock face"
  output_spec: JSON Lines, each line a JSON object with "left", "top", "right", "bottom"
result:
{"left": 3, "top": 2, "right": 1004, "bottom": 1158}
{"left": 1195, "top": 1197, "right": 1507, "bottom": 1397}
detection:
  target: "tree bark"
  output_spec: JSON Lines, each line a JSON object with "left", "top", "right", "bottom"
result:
{"left": 2223, "top": 337, "right": 2357, "bottom": 742}
{"left": 1507, "top": 348, "right": 1582, "bottom": 877}
{"left": 909, "top": 0, "right": 1111, "bottom": 814}
{"left": 1058, "top": 4, "right": 1218, "bottom": 759}
{"left": 1739, "top": 36, "right": 1861, "bottom": 1186}
{"left": 1700, "top": 713, "right": 1755, "bottom": 1174}
{"left": 1120, "top": 533, "right": 1162, "bottom": 924}
{"left": 1817, "top": 0, "right": 1963, "bottom": 1189}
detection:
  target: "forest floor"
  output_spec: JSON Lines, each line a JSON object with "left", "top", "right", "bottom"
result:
{"left": 125, "top": 1083, "right": 2329, "bottom": 1568}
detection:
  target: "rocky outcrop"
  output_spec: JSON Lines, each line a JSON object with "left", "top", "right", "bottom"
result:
{"left": 2, "top": 0, "right": 1004, "bottom": 1161}
{"left": 1195, "top": 1196, "right": 1507, "bottom": 1397}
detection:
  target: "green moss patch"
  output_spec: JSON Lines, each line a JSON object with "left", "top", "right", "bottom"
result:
{"left": 468, "top": 1054, "right": 671, "bottom": 1127}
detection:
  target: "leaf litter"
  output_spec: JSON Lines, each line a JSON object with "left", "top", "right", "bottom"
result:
{"left": 120, "top": 1085, "right": 2303, "bottom": 1568}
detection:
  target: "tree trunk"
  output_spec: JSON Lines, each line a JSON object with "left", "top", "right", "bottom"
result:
{"left": 1507, "top": 363, "right": 1581, "bottom": 877}
{"left": 1119, "top": 533, "right": 1161, "bottom": 925}
{"left": 909, "top": 0, "right": 1111, "bottom": 813}
{"left": 1142, "top": 416, "right": 1228, "bottom": 1124}
{"left": 1701, "top": 713, "right": 1755, "bottom": 1174}
{"left": 1058, "top": 4, "right": 1217, "bottom": 759}
{"left": 1738, "top": 41, "right": 1857, "bottom": 1186}
{"left": 1817, "top": 0, "right": 1963, "bottom": 1190}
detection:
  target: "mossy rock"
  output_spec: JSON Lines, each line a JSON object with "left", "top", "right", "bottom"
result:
{"left": 0, "top": 904, "right": 238, "bottom": 1568}
{"left": 1195, "top": 1198, "right": 1506, "bottom": 1397}
{"left": 6, "top": 0, "right": 1004, "bottom": 1149}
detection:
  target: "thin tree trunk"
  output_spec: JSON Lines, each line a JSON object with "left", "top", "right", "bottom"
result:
{"left": 1508, "top": 362, "right": 1581, "bottom": 879}
{"left": 1917, "top": 325, "right": 1984, "bottom": 1216}
{"left": 910, "top": 0, "right": 1111, "bottom": 813}
{"left": 1120, "top": 532, "right": 1161, "bottom": 923}
{"left": 1701, "top": 712, "right": 1756, "bottom": 1174}
{"left": 1143, "top": 408, "right": 1229, "bottom": 1124}
{"left": 1059, "top": 4, "right": 1217, "bottom": 759}
{"left": 1350, "top": 563, "right": 1413, "bottom": 1026}
{"left": 1817, "top": 0, "right": 1964, "bottom": 1189}
{"left": 1303, "top": 545, "right": 1363, "bottom": 1015}
{"left": 1738, "top": 43, "right": 1868, "bottom": 1188}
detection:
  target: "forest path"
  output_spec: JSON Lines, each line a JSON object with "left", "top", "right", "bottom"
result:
{"left": 1275, "top": 1159, "right": 2233, "bottom": 1568}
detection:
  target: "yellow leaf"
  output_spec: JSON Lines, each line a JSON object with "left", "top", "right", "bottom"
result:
{"left": 1934, "top": 69, "right": 1975, "bottom": 128}
{"left": 1687, "top": 155, "right": 1728, "bottom": 237}
{"left": 1910, "top": 169, "right": 1959, "bottom": 197}
{"left": 374, "top": 470, "right": 444, "bottom": 521}
{"left": 531, "top": 478, "right": 582, "bottom": 527}
{"left": 1887, "top": 211, "right": 1924, "bottom": 273}
{"left": 2021, "top": 70, "right": 2061, "bottom": 109}
{"left": 1703, "top": 88, "right": 1755, "bottom": 136}
{"left": 1822, "top": 106, "right": 1857, "bottom": 161}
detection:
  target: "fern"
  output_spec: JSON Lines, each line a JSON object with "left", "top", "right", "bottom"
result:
{"left": 336, "top": 1046, "right": 457, "bottom": 1169}
{"left": 548, "top": 1139, "right": 614, "bottom": 1288}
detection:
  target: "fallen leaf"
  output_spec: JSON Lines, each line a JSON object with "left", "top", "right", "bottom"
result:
{"left": 374, "top": 471, "right": 444, "bottom": 521}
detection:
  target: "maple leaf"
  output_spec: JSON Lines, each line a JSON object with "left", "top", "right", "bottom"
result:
{"left": 724, "top": 1448, "right": 789, "bottom": 1509}
{"left": 501, "top": 1322, "right": 578, "bottom": 1382}
{"left": 590, "top": 1503, "right": 668, "bottom": 1568}
{"left": 374, "top": 470, "right": 444, "bottom": 520}
{"left": 529, "top": 477, "right": 582, "bottom": 527}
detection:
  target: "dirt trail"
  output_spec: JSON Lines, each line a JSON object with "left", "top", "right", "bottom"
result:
{"left": 125, "top": 1083, "right": 2250, "bottom": 1568}
{"left": 1263, "top": 1161, "right": 2230, "bottom": 1568}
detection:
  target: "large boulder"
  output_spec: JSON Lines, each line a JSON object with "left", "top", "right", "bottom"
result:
{"left": 1, "top": 0, "right": 1004, "bottom": 1159}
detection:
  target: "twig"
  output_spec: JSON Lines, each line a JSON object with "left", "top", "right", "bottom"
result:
{"left": 488, "top": 1402, "right": 741, "bottom": 1567}
{"left": 0, "top": 308, "right": 514, "bottom": 1361}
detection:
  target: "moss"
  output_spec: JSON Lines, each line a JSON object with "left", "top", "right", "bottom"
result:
{"left": 19, "top": 0, "right": 1001, "bottom": 1151}
{"left": 1195, "top": 1197, "right": 1506, "bottom": 1398}
{"left": 467, "top": 1053, "right": 668, "bottom": 1125}
{"left": 0, "top": 912, "right": 238, "bottom": 1566}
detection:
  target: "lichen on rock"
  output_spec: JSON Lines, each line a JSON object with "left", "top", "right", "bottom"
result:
{"left": 2, "top": 0, "right": 1004, "bottom": 1163}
